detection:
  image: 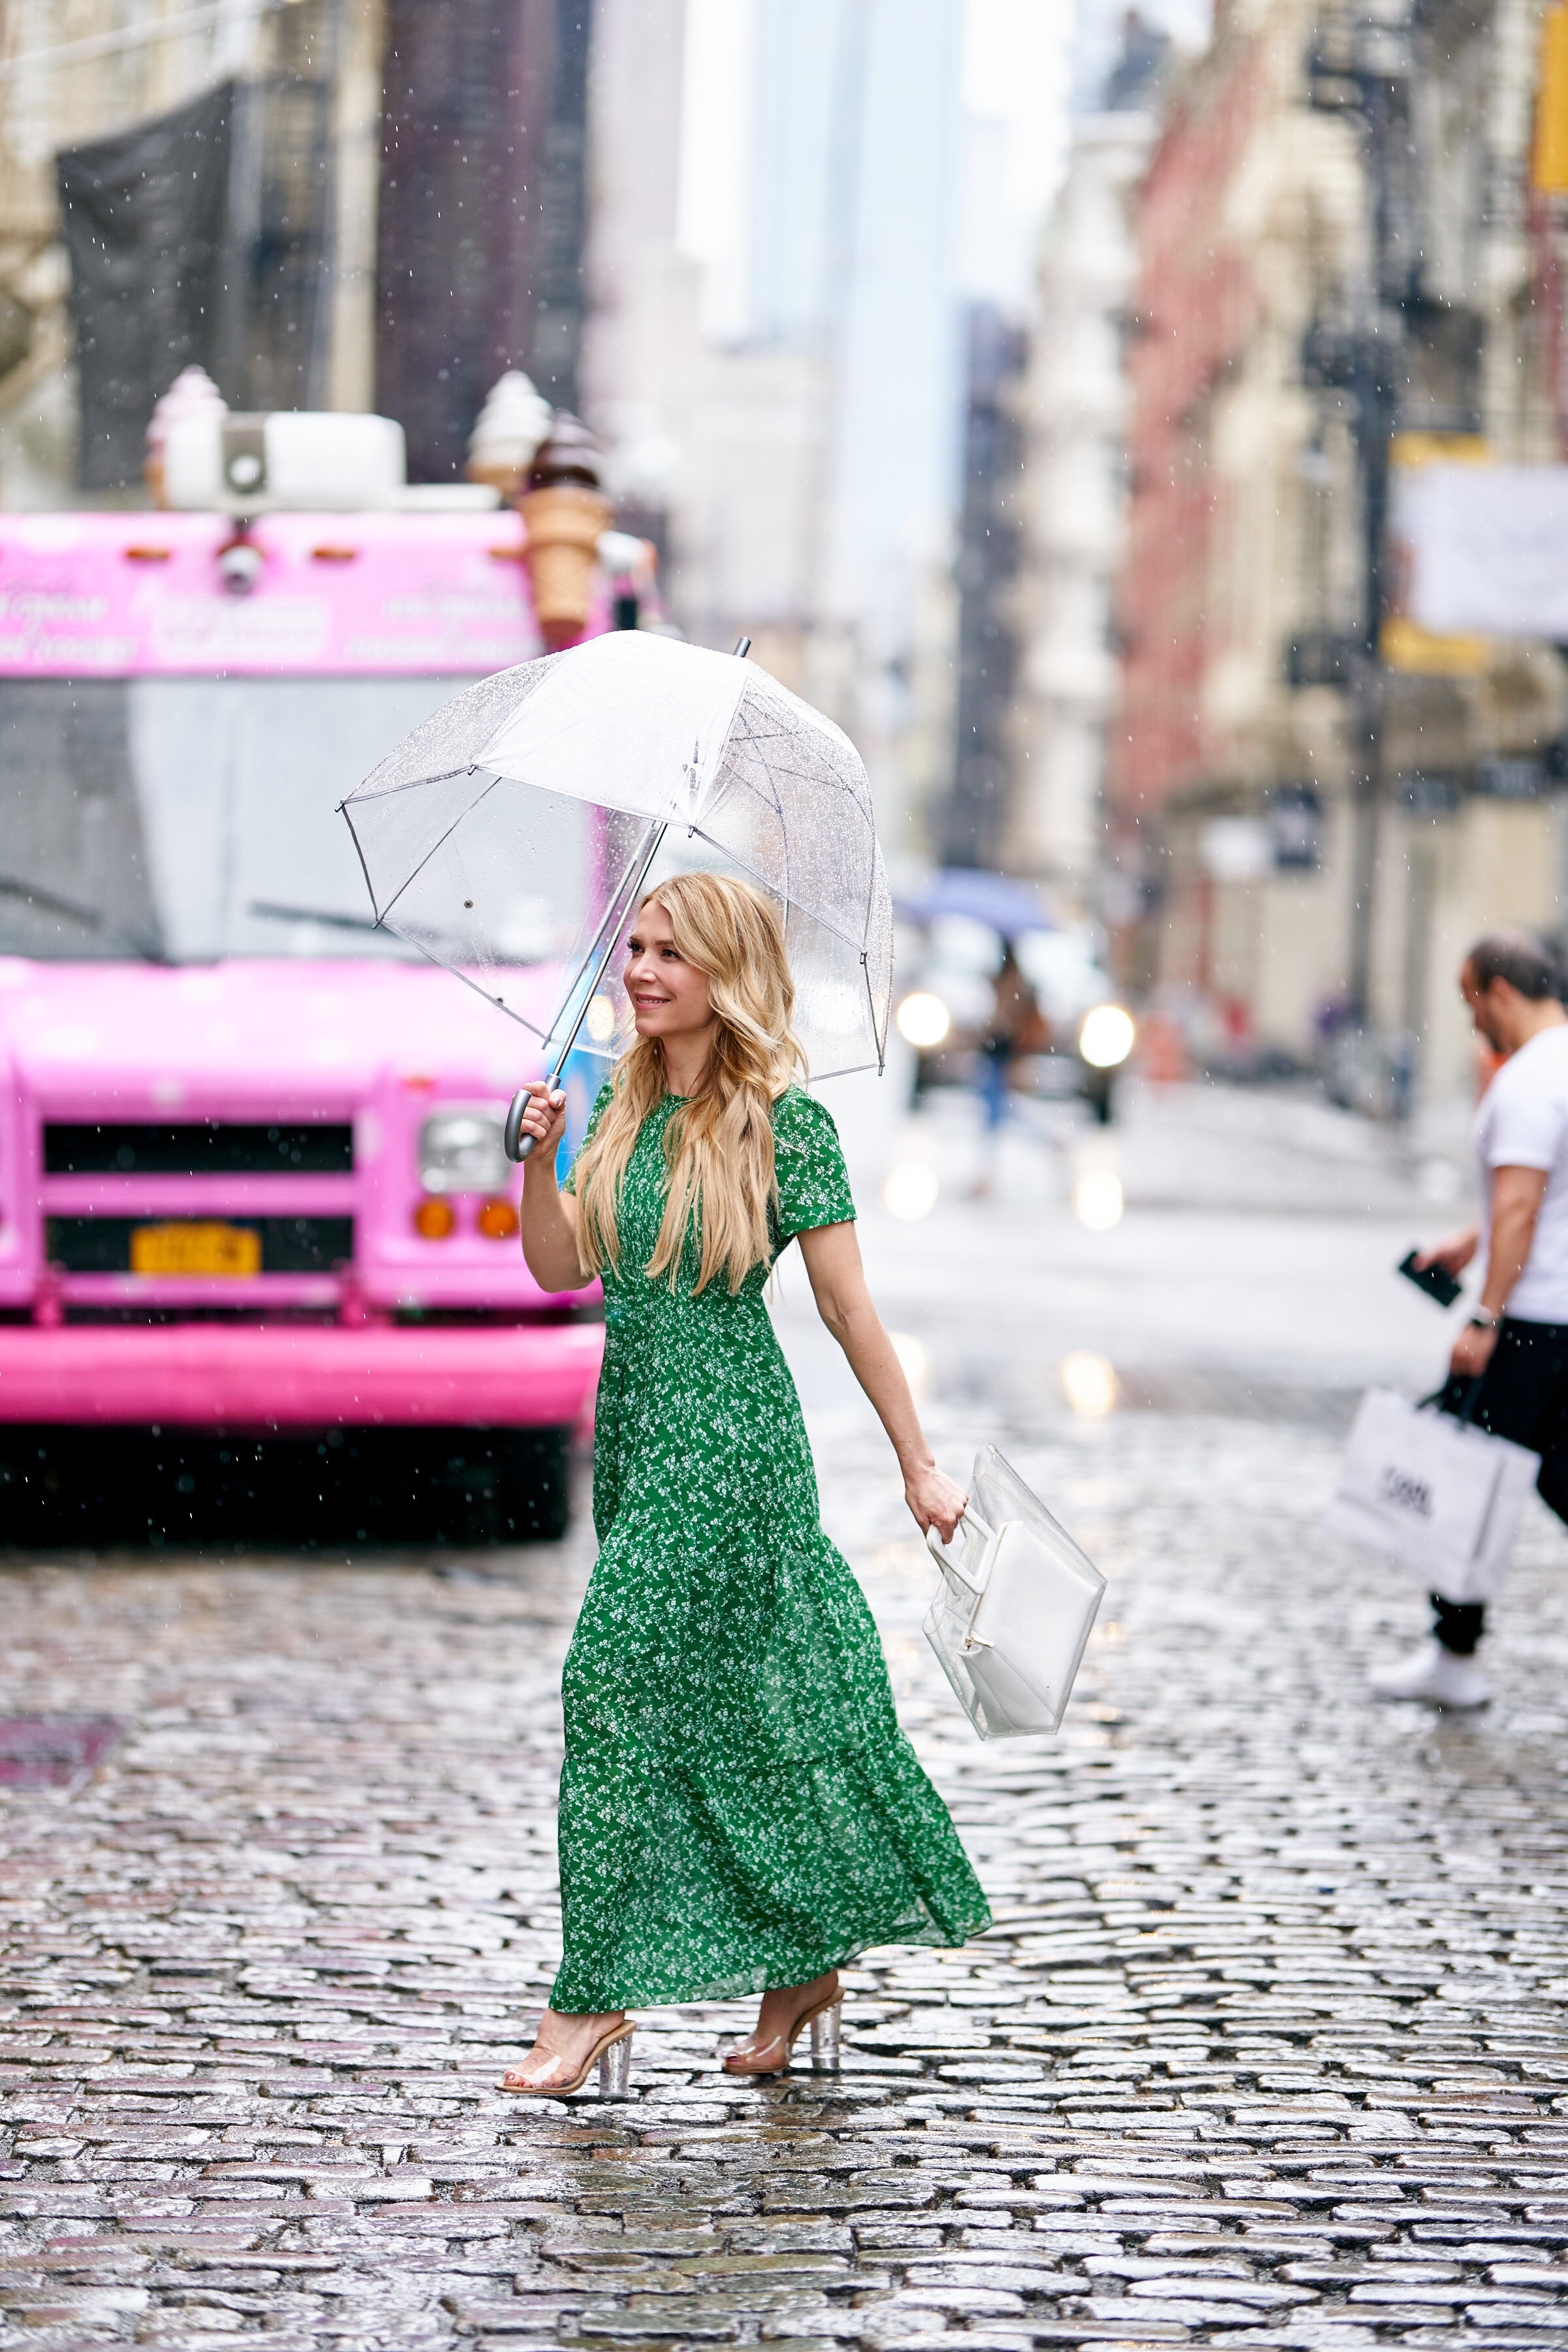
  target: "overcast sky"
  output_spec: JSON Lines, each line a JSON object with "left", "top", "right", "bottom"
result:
{"left": 679, "top": 0, "right": 1076, "bottom": 325}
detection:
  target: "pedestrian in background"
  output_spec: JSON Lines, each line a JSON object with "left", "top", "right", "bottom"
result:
{"left": 970, "top": 943, "right": 1043, "bottom": 1199}
{"left": 501, "top": 872, "right": 990, "bottom": 2095}
{"left": 1374, "top": 929, "right": 1568, "bottom": 1707}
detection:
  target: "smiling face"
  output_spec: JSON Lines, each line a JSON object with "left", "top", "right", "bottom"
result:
{"left": 623, "top": 898, "right": 717, "bottom": 1065}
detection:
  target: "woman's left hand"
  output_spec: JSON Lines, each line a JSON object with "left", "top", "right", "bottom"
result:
{"left": 905, "top": 1463, "right": 968, "bottom": 1544}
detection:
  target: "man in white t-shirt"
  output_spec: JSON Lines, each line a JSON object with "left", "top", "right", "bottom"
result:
{"left": 1372, "top": 930, "right": 1568, "bottom": 1707}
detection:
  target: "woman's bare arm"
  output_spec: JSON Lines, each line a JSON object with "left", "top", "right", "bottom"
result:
{"left": 514, "top": 1083, "right": 591, "bottom": 1294}
{"left": 796, "top": 1218, "right": 965, "bottom": 1541}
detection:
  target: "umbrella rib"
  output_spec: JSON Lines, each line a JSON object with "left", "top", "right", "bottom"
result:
{"left": 706, "top": 717, "right": 881, "bottom": 953}
{"left": 372, "top": 772, "right": 504, "bottom": 930}
{"left": 721, "top": 705, "right": 875, "bottom": 929}
{"left": 544, "top": 820, "right": 668, "bottom": 1077}
{"left": 398, "top": 930, "right": 543, "bottom": 1034}
{"left": 339, "top": 760, "right": 476, "bottom": 813}
{"left": 730, "top": 712, "right": 792, "bottom": 913}
{"left": 860, "top": 841, "right": 882, "bottom": 968}
{"left": 542, "top": 819, "right": 666, "bottom": 1065}
{"left": 717, "top": 703, "right": 880, "bottom": 951}
{"left": 860, "top": 936, "right": 885, "bottom": 1075}
{"left": 342, "top": 800, "right": 389, "bottom": 926}
{"left": 685, "top": 826, "right": 862, "bottom": 957}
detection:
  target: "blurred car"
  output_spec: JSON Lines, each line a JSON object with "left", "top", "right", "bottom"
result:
{"left": 894, "top": 907, "right": 1135, "bottom": 1123}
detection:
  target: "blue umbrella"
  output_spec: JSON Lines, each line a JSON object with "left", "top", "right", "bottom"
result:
{"left": 896, "top": 868, "right": 1050, "bottom": 938}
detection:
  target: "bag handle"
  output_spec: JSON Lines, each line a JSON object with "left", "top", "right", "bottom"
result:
{"left": 925, "top": 1507, "right": 997, "bottom": 1593}
{"left": 1418, "top": 1377, "right": 1485, "bottom": 1427}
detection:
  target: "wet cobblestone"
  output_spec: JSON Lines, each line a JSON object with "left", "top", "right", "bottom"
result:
{"left": 5, "top": 1388, "right": 1568, "bottom": 2349}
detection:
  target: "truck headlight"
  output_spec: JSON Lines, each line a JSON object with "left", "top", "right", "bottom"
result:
{"left": 896, "top": 991, "right": 952, "bottom": 1049}
{"left": 419, "top": 1108, "right": 508, "bottom": 1194}
{"left": 1079, "top": 1005, "right": 1135, "bottom": 1069}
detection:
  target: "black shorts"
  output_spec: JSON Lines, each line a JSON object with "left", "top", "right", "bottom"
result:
{"left": 1441, "top": 1315, "right": 1568, "bottom": 1526}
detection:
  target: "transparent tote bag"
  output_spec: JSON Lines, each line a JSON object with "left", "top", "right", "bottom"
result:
{"left": 924, "top": 1443, "right": 1107, "bottom": 1740}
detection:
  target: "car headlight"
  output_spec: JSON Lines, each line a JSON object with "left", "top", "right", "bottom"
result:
{"left": 1079, "top": 1004, "right": 1135, "bottom": 1070}
{"left": 584, "top": 992, "right": 619, "bottom": 1043}
{"left": 896, "top": 990, "right": 953, "bottom": 1049}
{"left": 419, "top": 1107, "right": 509, "bottom": 1194}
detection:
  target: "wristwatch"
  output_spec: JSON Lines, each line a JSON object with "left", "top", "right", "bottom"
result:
{"left": 1467, "top": 1309, "right": 1501, "bottom": 1332}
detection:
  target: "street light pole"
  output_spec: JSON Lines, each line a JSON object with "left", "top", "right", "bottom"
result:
{"left": 1347, "top": 79, "right": 1397, "bottom": 1023}
{"left": 1309, "top": 1, "right": 1413, "bottom": 1025}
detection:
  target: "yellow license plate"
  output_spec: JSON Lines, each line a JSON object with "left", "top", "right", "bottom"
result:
{"left": 130, "top": 1221, "right": 263, "bottom": 1277}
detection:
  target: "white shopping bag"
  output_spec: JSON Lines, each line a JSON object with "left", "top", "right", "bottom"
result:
{"left": 1324, "top": 1386, "right": 1541, "bottom": 1604}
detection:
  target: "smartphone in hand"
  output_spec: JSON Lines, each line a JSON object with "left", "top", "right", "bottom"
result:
{"left": 1399, "top": 1249, "right": 1462, "bottom": 1308}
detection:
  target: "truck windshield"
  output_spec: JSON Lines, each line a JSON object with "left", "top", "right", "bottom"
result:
{"left": 0, "top": 676, "right": 464, "bottom": 962}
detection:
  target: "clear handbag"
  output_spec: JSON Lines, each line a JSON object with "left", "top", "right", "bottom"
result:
{"left": 924, "top": 1443, "right": 1107, "bottom": 1740}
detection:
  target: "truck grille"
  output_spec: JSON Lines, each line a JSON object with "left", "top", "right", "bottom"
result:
{"left": 44, "top": 1122, "right": 354, "bottom": 1175}
{"left": 46, "top": 1217, "right": 354, "bottom": 1275}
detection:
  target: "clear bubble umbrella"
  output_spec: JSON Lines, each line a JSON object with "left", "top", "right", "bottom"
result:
{"left": 339, "top": 630, "right": 893, "bottom": 1157}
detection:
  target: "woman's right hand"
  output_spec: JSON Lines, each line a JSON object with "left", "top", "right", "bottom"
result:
{"left": 517, "top": 1082, "right": 568, "bottom": 1162}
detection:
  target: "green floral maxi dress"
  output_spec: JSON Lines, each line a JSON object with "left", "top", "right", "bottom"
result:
{"left": 551, "top": 1083, "right": 990, "bottom": 2012}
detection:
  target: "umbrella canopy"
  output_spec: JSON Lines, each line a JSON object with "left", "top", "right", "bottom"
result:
{"left": 897, "top": 868, "right": 1050, "bottom": 939}
{"left": 340, "top": 631, "right": 892, "bottom": 1083}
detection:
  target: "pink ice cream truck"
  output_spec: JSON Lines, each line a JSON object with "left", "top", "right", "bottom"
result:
{"left": 0, "top": 504, "right": 613, "bottom": 1544}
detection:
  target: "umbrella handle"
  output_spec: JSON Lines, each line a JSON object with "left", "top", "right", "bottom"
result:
{"left": 504, "top": 1088, "right": 536, "bottom": 1163}
{"left": 505, "top": 1081, "right": 568, "bottom": 1163}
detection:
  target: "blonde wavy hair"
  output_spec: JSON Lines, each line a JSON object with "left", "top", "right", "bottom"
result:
{"left": 572, "top": 872, "right": 808, "bottom": 1295}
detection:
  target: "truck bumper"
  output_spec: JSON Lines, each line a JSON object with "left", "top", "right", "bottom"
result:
{"left": 0, "top": 1322, "right": 604, "bottom": 1429}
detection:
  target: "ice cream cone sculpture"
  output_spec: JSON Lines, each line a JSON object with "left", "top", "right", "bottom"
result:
{"left": 146, "top": 366, "right": 226, "bottom": 508}
{"left": 466, "top": 371, "right": 553, "bottom": 501}
{"left": 519, "top": 415, "right": 612, "bottom": 653}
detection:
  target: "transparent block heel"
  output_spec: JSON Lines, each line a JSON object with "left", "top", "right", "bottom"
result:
{"left": 598, "top": 2029, "right": 633, "bottom": 2100}
{"left": 808, "top": 1997, "right": 842, "bottom": 2073}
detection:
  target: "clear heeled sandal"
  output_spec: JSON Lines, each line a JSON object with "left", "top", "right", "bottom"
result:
{"left": 502, "top": 2021, "right": 634, "bottom": 2100}
{"left": 806, "top": 1993, "right": 841, "bottom": 2072}
{"left": 722, "top": 1990, "right": 843, "bottom": 2076}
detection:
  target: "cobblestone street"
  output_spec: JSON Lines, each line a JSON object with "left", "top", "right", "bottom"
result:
{"left": 7, "top": 1086, "right": 1568, "bottom": 2351}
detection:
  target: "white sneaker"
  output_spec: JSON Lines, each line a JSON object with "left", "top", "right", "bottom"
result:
{"left": 1369, "top": 1639, "right": 1490, "bottom": 1708}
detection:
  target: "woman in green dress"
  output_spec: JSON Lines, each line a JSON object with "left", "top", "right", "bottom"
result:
{"left": 502, "top": 872, "right": 990, "bottom": 2097}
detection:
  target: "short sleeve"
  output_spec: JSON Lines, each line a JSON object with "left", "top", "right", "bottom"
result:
{"left": 563, "top": 1079, "right": 615, "bottom": 1195}
{"left": 1481, "top": 1062, "right": 1568, "bottom": 1173}
{"left": 772, "top": 1087, "right": 855, "bottom": 1241}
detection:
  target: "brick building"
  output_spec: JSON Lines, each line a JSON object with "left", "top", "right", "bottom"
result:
{"left": 1108, "top": 0, "right": 1568, "bottom": 1103}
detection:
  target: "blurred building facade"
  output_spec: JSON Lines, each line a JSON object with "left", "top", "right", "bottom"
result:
{"left": 1005, "top": 14, "right": 1168, "bottom": 914}
{"left": 943, "top": 301, "right": 1028, "bottom": 871}
{"left": 581, "top": 0, "right": 970, "bottom": 862}
{"left": 376, "top": 1, "right": 593, "bottom": 478}
{"left": 0, "top": 0, "right": 387, "bottom": 504}
{"left": 1106, "top": 0, "right": 1568, "bottom": 1100}
{"left": 0, "top": 0, "right": 593, "bottom": 500}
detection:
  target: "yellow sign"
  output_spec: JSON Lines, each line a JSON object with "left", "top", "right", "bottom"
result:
{"left": 130, "top": 1221, "right": 263, "bottom": 1277}
{"left": 1381, "top": 614, "right": 1491, "bottom": 676}
{"left": 1535, "top": 5, "right": 1568, "bottom": 193}
{"left": 1390, "top": 432, "right": 1489, "bottom": 470}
